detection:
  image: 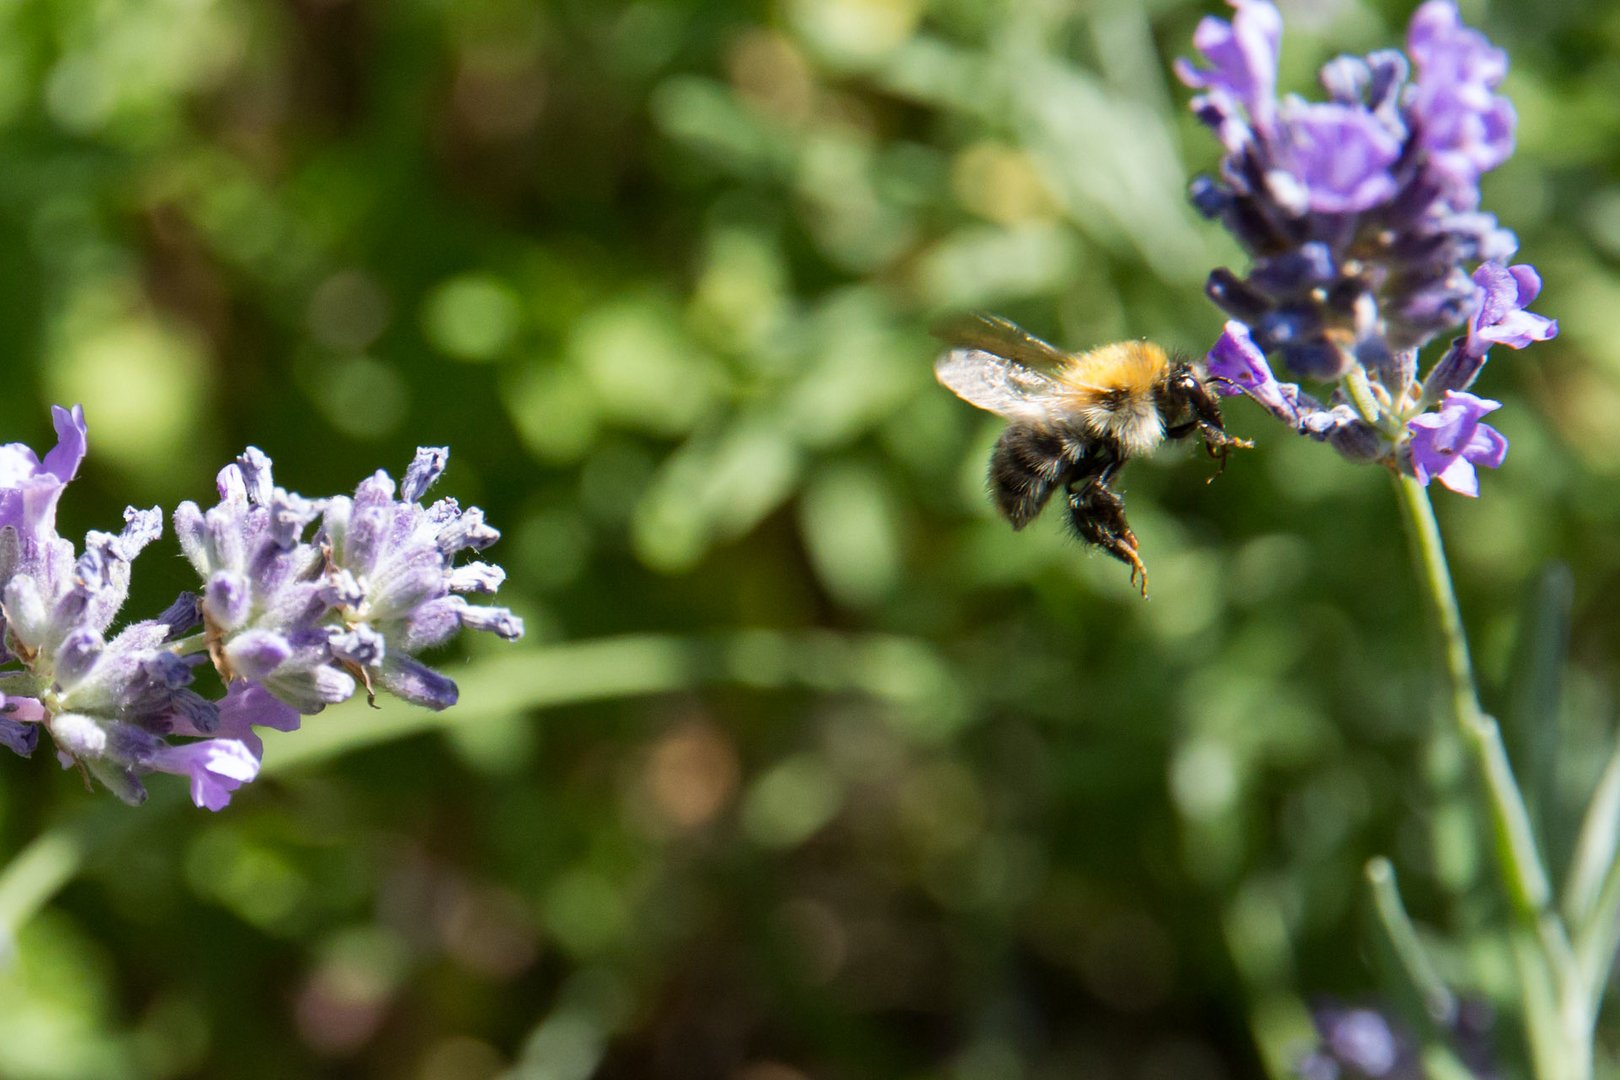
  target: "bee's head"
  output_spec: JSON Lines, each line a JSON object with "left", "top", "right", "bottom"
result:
{"left": 1162, "top": 360, "right": 1226, "bottom": 429}
{"left": 1166, "top": 363, "right": 1203, "bottom": 401}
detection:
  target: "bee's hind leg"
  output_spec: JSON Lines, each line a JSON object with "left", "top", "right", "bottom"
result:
{"left": 1067, "top": 477, "right": 1148, "bottom": 598}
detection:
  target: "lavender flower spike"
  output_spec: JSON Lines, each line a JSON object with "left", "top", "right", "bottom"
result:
{"left": 0, "top": 405, "right": 522, "bottom": 808}
{"left": 1180, "top": 0, "right": 1551, "bottom": 496}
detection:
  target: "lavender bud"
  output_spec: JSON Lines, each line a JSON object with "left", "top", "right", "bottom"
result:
{"left": 155, "top": 592, "right": 202, "bottom": 639}
{"left": 401, "top": 447, "right": 449, "bottom": 503}
{"left": 235, "top": 448, "right": 275, "bottom": 506}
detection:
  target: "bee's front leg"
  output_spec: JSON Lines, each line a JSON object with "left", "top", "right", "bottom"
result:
{"left": 1200, "top": 425, "right": 1253, "bottom": 479}
{"left": 1067, "top": 477, "right": 1148, "bottom": 598}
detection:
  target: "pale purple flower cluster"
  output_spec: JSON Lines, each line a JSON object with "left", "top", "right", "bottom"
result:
{"left": 0, "top": 409, "right": 521, "bottom": 810}
{"left": 1179, "top": 0, "right": 1556, "bottom": 496}
{"left": 1296, "top": 999, "right": 1497, "bottom": 1080}
{"left": 1297, "top": 1004, "right": 1422, "bottom": 1080}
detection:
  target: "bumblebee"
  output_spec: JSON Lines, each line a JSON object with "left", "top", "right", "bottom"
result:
{"left": 934, "top": 313, "right": 1249, "bottom": 596}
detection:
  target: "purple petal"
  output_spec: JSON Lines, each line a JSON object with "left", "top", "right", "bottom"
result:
{"left": 2, "top": 696, "right": 47, "bottom": 724}
{"left": 435, "top": 505, "right": 499, "bottom": 555}
{"left": 1507, "top": 263, "right": 1542, "bottom": 305}
{"left": 1408, "top": 1, "right": 1506, "bottom": 83}
{"left": 1205, "top": 321, "right": 1301, "bottom": 423}
{"left": 1464, "top": 420, "right": 1509, "bottom": 469}
{"left": 458, "top": 603, "right": 524, "bottom": 642}
{"left": 235, "top": 448, "right": 274, "bottom": 506}
{"left": 1407, "top": 0, "right": 1516, "bottom": 193}
{"left": 216, "top": 461, "right": 248, "bottom": 505}
{"left": 1433, "top": 453, "right": 1481, "bottom": 496}
{"left": 117, "top": 506, "right": 163, "bottom": 559}
{"left": 0, "top": 717, "right": 37, "bottom": 757}
{"left": 448, "top": 562, "right": 506, "bottom": 595}
{"left": 149, "top": 738, "right": 260, "bottom": 811}
{"left": 41, "top": 405, "right": 88, "bottom": 484}
{"left": 1478, "top": 309, "right": 1558, "bottom": 349}
{"left": 1174, "top": 0, "right": 1282, "bottom": 129}
{"left": 1467, "top": 262, "right": 1557, "bottom": 355}
{"left": 1407, "top": 390, "right": 1507, "bottom": 495}
{"left": 1270, "top": 101, "right": 1401, "bottom": 215}
{"left": 218, "top": 680, "right": 302, "bottom": 736}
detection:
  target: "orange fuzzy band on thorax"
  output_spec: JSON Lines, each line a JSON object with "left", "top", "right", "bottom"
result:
{"left": 1052, "top": 341, "right": 1169, "bottom": 407}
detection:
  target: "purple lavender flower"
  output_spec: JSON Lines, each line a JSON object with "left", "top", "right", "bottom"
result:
{"left": 1407, "top": 0, "right": 1515, "bottom": 202}
{"left": 1424, "top": 263, "right": 1558, "bottom": 398}
{"left": 1180, "top": 0, "right": 1553, "bottom": 497}
{"left": 1297, "top": 998, "right": 1498, "bottom": 1080}
{"left": 1174, "top": 0, "right": 1283, "bottom": 135}
{"left": 1407, "top": 391, "right": 1507, "bottom": 497}
{"left": 0, "top": 502, "right": 238, "bottom": 804}
{"left": 1208, "top": 320, "right": 1303, "bottom": 423}
{"left": 1206, "top": 323, "right": 1386, "bottom": 460}
{"left": 0, "top": 407, "right": 521, "bottom": 808}
{"left": 146, "top": 738, "right": 260, "bottom": 812}
{"left": 0, "top": 405, "right": 86, "bottom": 542}
{"left": 1297, "top": 1003, "right": 1423, "bottom": 1080}
{"left": 318, "top": 447, "right": 523, "bottom": 710}
{"left": 1467, "top": 263, "right": 1556, "bottom": 353}
{"left": 1269, "top": 101, "right": 1401, "bottom": 215}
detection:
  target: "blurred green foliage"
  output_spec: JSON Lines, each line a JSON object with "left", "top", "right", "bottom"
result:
{"left": 0, "top": 0, "right": 1616, "bottom": 1077}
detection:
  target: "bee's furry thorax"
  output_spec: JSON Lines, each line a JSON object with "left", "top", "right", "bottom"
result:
{"left": 1052, "top": 341, "right": 1171, "bottom": 457}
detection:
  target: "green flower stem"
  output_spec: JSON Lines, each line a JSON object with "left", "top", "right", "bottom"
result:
{"left": 1393, "top": 473, "right": 1590, "bottom": 1079}
{"left": 1344, "top": 368, "right": 1388, "bottom": 429}
{"left": 164, "top": 632, "right": 211, "bottom": 658}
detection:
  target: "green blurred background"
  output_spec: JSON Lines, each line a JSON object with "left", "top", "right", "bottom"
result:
{"left": 0, "top": 0, "right": 1613, "bottom": 1076}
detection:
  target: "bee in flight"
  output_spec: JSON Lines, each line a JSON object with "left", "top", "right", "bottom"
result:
{"left": 934, "top": 313, "right": 1250, "bottom": 596}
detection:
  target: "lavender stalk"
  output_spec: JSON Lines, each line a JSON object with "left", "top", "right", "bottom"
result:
{"left": 1176, "top": 2, "right": 1594, "bottom": 1074}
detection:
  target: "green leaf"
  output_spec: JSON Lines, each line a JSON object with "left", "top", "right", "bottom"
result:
{"left": 1565, "top": 741, "right": 1620, "bottom": 935}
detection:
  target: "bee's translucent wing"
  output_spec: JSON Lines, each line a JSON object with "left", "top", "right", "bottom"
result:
{"left": 934, "top": 347, "right": 1059, "bottom": 423}
{"left": 931, "top": 312, "right": 1072, "bottom": 370}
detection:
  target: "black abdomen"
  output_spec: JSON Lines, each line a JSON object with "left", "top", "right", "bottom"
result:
{"left": 988, "top": 424, "right": 1077, "bottom": 528}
